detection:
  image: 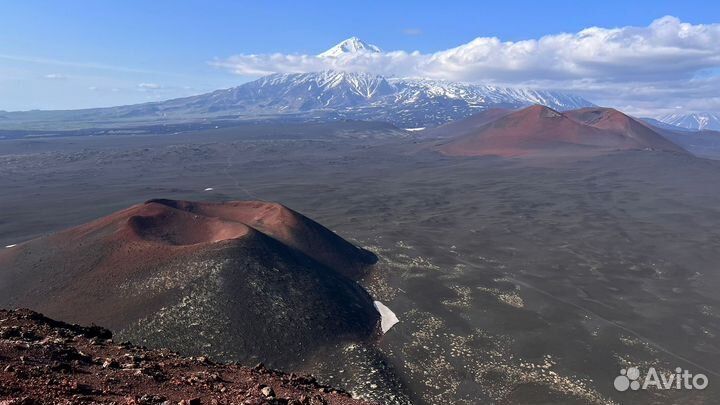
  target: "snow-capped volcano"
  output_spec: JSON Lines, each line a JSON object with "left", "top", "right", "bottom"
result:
{"left": 319, "top": 37, "right": 382, "bottom": 57}
{"left": 150, "top": 70, "right": 594, "bottom": 127}
{"left": 658, "top": 112, "right": 720, "bottom": 131}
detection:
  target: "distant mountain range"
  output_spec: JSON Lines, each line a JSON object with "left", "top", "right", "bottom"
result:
{"left": 0, "top": 70, "right": 595, "bottom": 130}
{"left": 656, "top": 112, "right": 720, "bottom": 131}
{"left": 0, "top": 38, "right": 596, "bottom": 130}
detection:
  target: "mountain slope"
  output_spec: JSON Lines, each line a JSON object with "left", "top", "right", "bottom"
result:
{"left": 641, "top": 117, "right": 695, "bottom": 132}
{"left": 420, "top": 108, "right": 513, "bottom": 139}
{"left": 0, "top": 199, "right": 379, "bottom": 368}
{"left": 564, "top": 107, "right": 688, "bottom": 153}
{"left": 643, "top": 121, "right": 720, "bottom": 160}
{"left": 658, "top": 112, "right": 720, "bottom": 131}
{"left": 434, "top": 105, "right": 688, "bottom": 157}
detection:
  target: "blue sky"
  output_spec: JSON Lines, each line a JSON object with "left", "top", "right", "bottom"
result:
{"left": 1, "top": 1, "right": 719, "bottom": 113}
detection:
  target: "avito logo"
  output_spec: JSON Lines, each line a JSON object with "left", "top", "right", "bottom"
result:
{"left": 614, "top": 366, "right": 708, "bottom": 392}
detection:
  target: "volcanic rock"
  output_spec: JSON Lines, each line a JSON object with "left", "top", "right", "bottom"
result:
{"left": 0, "top": 308, "right": 375, "bottom": 405}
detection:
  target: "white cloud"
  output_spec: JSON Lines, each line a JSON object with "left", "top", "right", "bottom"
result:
{"left": 44, "top": 73, "right": 67, "bottom": 79}
{"left": 137, "top": 82, "right": 161, "bottom": 90}
{"left": 212, "top": 16, "right": 720, "bottom": 114}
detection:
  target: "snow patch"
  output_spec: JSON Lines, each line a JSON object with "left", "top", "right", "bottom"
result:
{"left": 657, "top": 112, "right": 720, "bottom": 131}
{"left": 203, "top": 187, "right": 214, "bottom": 192}
{"left": 373, "top": 301, "right": 399, "bottom": 333}
{"left": 404, "top": 127, "right": 426, "bottom": 132}
{"left": 5, "top": 244, "right": 16, "bottom": 248}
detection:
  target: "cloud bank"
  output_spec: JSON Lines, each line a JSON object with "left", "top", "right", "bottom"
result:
{"left": 212, "top": 16, "right": 720, "bottom": 115}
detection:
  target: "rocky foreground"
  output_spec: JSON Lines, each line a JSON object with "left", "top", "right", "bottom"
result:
{"left": 0, "top": 309, "right": 376, "bottom": 405}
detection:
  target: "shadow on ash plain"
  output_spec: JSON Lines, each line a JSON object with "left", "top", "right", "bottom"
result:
{"left": 1, "top": 128, "right": 720, "bottom": 405}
